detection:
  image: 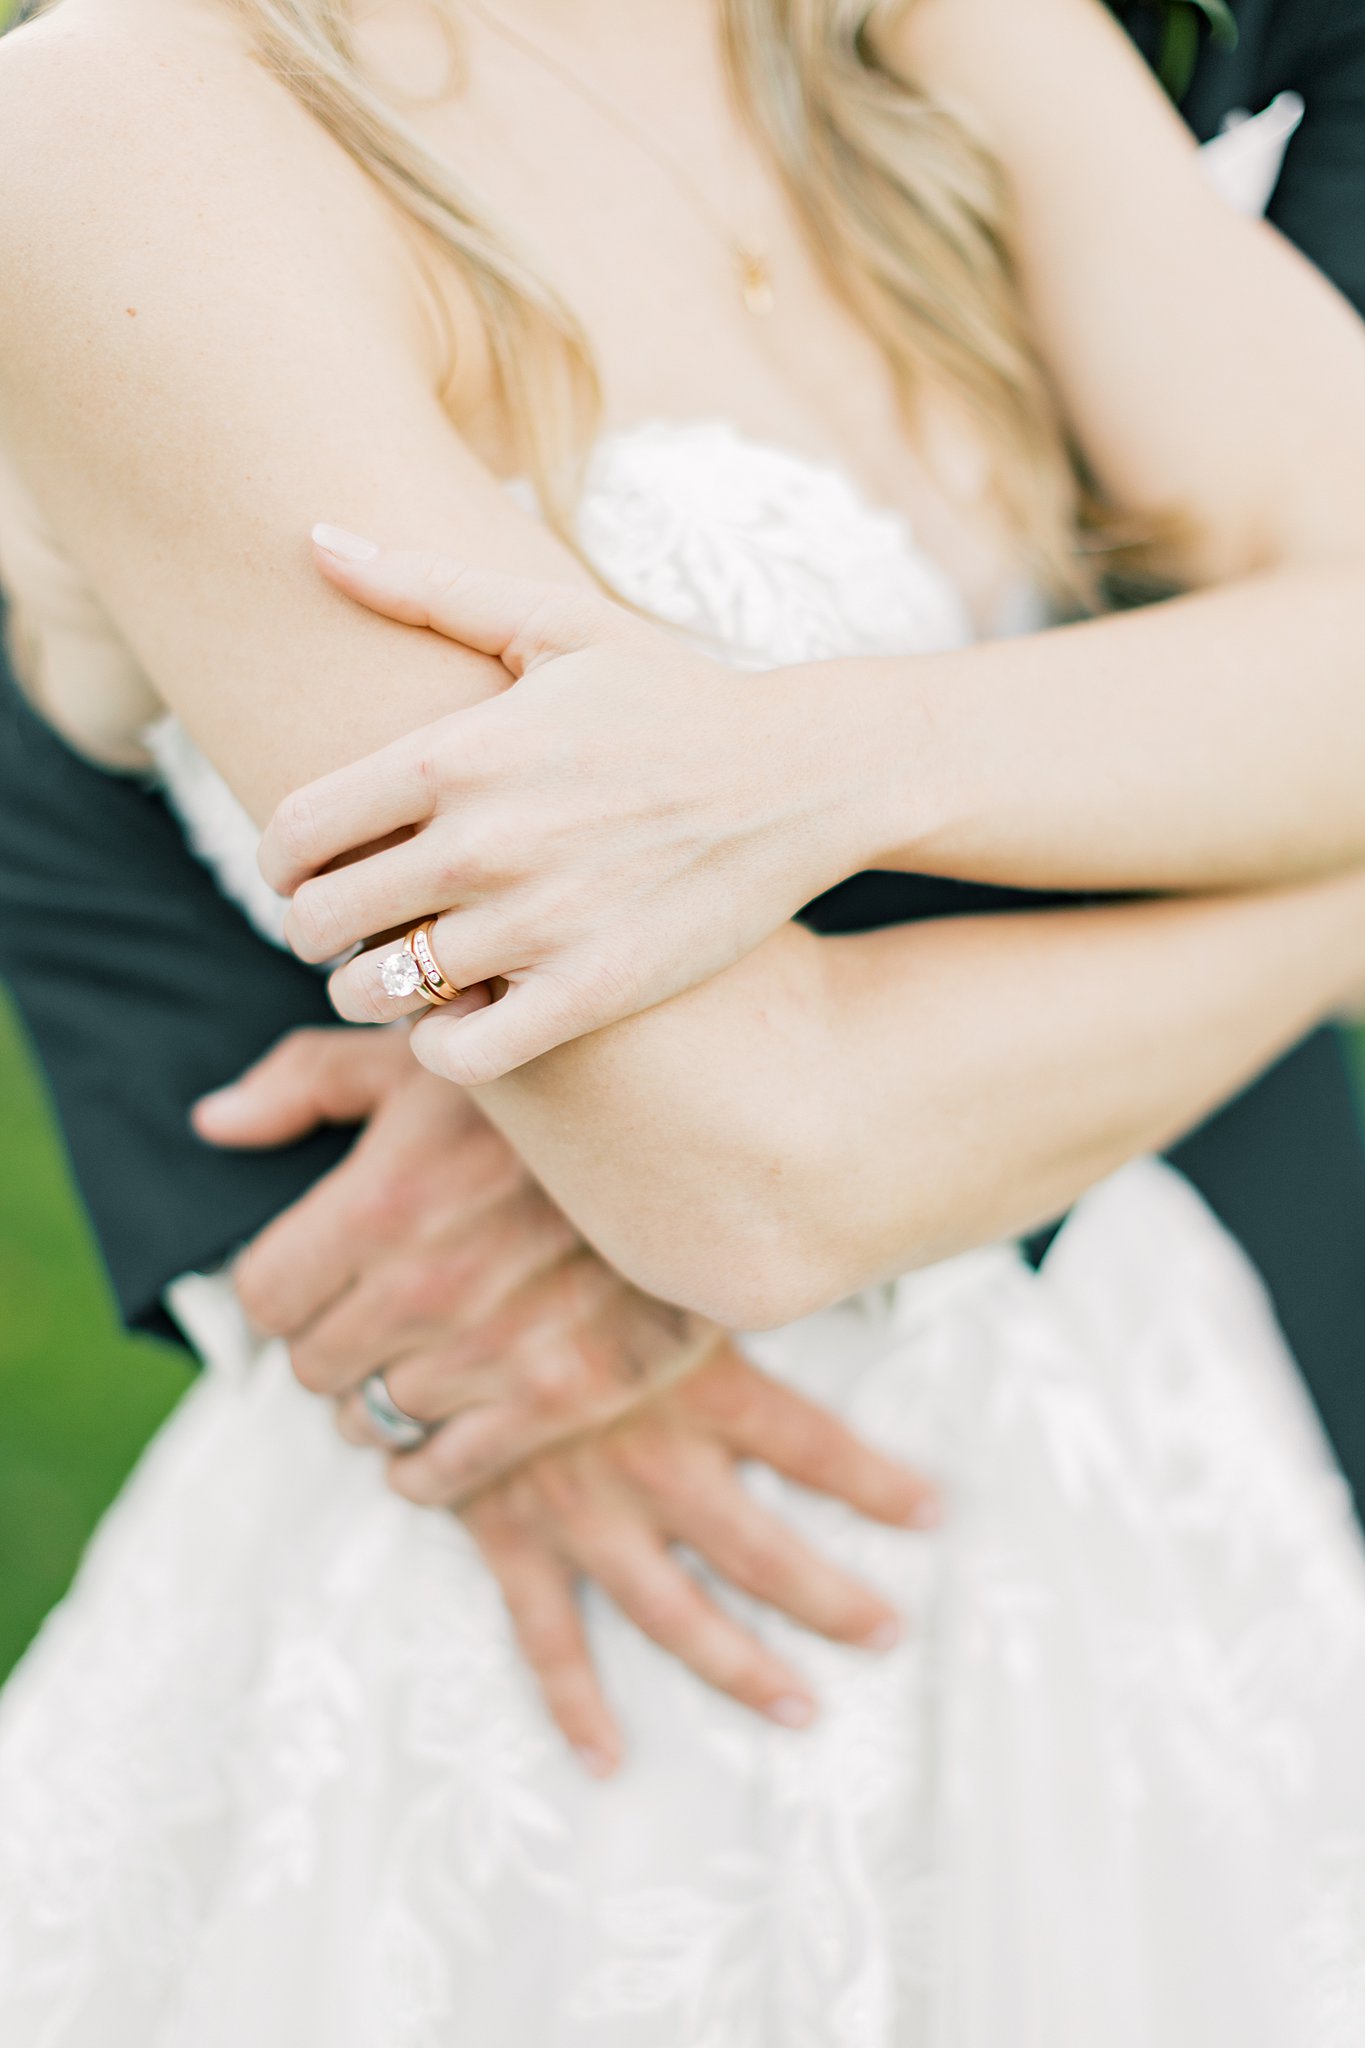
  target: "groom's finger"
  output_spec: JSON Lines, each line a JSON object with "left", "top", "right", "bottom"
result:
{"left": 557, "top": 1506, "right": 817, "bottom": 1729}
{"left": 292, "top": 1199, "right": 579, "bottom": 1396}
{"left": 463, "top": 1491, "right": 622, "bottom": 1778}
{"left": 233, "top": 1162, "right": 370, "bottom": 1338}
{"left": 192, "top": 1024, "right": 409, "bottom": 1146}
{"left": 385, "top": 1396, "right": 573, "bottom": 1508}
{"left": 657, "top": 1471, "right": 903, "bottom": 1654}
{"left": 685, "top": 1357, "right": 943, "bottom": 1534}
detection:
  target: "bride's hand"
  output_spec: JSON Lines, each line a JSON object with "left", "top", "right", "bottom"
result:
{"left": 257, "top": 534, "right": 875, "bottom": 1084}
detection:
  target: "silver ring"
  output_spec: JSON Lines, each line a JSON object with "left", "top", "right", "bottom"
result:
{"left": 360, "top": 1371, "right": 430, "bottom": 1450}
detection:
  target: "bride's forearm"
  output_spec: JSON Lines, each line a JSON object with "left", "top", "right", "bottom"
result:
{"left": 474, "top": 870, "right": 1365, "bottom": 1328}
{"left": 817, "top": 562, "right": 1365, "bottom": 900}
{"left": 853, "top": 0, "right": 1365, "bottom": 902}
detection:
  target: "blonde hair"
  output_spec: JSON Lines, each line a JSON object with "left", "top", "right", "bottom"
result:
{"left": 234, "top": 0, "right": 1089, "bottom": 592}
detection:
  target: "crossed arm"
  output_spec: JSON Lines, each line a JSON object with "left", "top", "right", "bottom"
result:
{"left": 3, "top": 0, "right": 1365, "bottom": 1333}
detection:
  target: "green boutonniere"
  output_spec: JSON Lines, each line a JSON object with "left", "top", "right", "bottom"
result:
{"left": 1122, "top": 0, "right": 1239, "bottom": 99}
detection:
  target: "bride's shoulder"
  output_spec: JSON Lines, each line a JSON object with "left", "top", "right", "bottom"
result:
{"left": 0, "top": 0, "right": 409, "bottom": 313}
{"left": 0, "top": 0, "right": 274, "bottom": 161}
{"left": 0, "top": 0, "right": 432, "bottom": 405}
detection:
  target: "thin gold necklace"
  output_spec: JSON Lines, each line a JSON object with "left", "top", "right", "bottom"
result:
{"left": 459, "top": 0, "right": 775, "bottom": 315}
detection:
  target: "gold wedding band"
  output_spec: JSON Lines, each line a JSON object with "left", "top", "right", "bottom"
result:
{"left": 409, "top": 917, "right": 462, "bottom": 1004}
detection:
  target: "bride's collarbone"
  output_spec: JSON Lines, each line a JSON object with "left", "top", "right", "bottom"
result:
{"left": 421, "top": 146, "right": 1002, "bottom": 579}
{"left": 353, "top": 5, "right": 933, "bottom": 491}
{"left": 69, "top": 0, "right": 1008, "bottom": 546}
{"left": 367, "top": 19, "right": 1013, "bottom": 589}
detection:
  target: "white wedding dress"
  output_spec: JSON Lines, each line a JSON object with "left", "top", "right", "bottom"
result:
{"left": 3, "top": 104, "right": 1363, "bottom": 2048}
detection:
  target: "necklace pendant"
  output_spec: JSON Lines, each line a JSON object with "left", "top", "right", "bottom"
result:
{"left": 737, "top": 248, "right": 774, "bottom": 317}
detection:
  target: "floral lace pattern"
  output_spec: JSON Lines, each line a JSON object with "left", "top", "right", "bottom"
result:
{"left": 4, "top": 410, "right": 1365, "bottom": 2046}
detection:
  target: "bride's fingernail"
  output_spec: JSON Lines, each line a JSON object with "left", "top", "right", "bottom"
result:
{"left": 312, "top": 523, "right": 379, "bottom": 562}
{"left": 906, "top": 1489, "right": 944, "bottom": 1530}
{"left": 765, "top": 1694, "right": 817, "bottom": 1729}
{"left": 574, "top": 1744, "right": 618, "bottom": 1780}
{"left": 858, "top": 1619, "right": 903, "bottom": 1653}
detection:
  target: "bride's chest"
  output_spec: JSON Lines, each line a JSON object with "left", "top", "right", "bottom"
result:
{"left": 371, "top": 14, "right": 1018, "bottom": 613}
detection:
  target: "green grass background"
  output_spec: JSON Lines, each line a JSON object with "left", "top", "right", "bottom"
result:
{"left": 0, "top": 0, "right": 189, "bottom": 1673}
{"left": 0, "top": 992, "right": 187, "bottom": 1680}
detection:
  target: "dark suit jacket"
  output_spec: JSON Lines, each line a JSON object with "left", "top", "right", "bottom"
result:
{"left": 1146, "top": 0, "right": 1365, "bottom": 320}
{"left": 3, "top": 0, "right": 1365, "bottom": 1468}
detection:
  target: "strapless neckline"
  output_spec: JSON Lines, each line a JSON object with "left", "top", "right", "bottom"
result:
{"left": 506, "top": 414, "right": 984, "bottom": 657}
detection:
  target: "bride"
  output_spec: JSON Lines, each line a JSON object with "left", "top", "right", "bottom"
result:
{"left": 3, "top": 0, "right": 1365, "bottom": 2038}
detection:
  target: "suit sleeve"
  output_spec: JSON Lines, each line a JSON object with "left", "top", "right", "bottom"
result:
{"left": 1268, "top": 0, "right": 1365, "bottom": 316}
{"left": 0, "top": 643, "right": 351, "bottom": 1343}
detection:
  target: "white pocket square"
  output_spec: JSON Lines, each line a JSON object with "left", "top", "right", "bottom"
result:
{"left": 1199, "top": 91, "right": 1305, "bottom": 218}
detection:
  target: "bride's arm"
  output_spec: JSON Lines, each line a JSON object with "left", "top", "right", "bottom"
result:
{"left": 787, "top": 0, "right": 1365, "bottom": 898}
{"left": 0, "top": 6, "right": 586, "bottom": 821}
{"left": 857, "top": 0, "right": 1365, "bottom": 896}
{"left": 2, "top": 8, "right": 1363, "bottom": 1331}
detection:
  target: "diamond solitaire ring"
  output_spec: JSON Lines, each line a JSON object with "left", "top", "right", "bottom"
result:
{"left": 379, "top": 946, "right": 424, "bottom": 1001}
{"left": 360, "top": 1371, "right": 430, "bottom": 1450}
{"left": 380, "top": 918, "right": 462, "bottom": 1006}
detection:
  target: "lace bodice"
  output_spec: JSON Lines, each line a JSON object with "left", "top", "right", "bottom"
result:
{"left": 569, "top": 419, "right": 978, "bottom": 664}
{"left": 142, "top": 419, "right": 985, "bottom": 950}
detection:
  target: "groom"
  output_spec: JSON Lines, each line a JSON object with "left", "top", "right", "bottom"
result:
{"left": 3, "top": 0, "right": 1365, "bottom": 1486}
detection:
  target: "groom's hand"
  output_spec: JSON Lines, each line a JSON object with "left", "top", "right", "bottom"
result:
{"left": 461, "top": 1348, "right": 934, "bottom": 1775}
{"left": 195, "top": 1026, "right": 938, "bottom": 1766}
{"left": 195, "top": 1025, "right": 715, "bottom": 1494}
